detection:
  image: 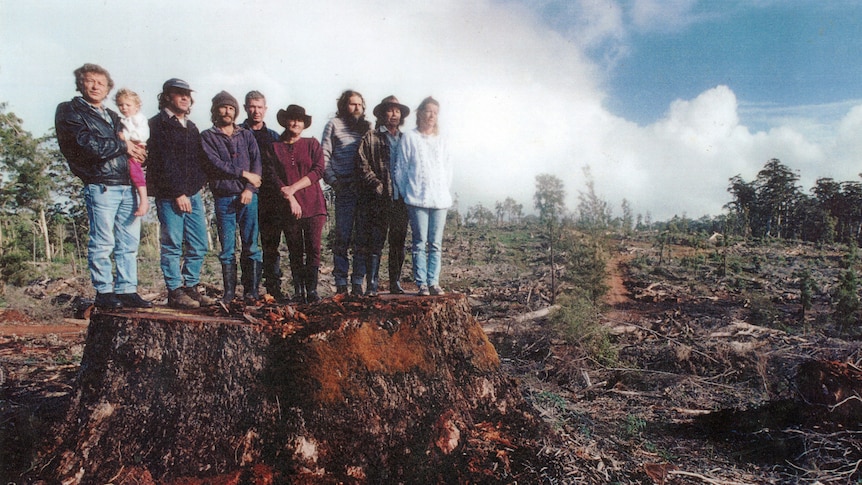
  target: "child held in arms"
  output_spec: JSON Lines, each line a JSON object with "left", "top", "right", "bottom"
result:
{"left": 115, "top": 88, "right": 150, "bottom": 217}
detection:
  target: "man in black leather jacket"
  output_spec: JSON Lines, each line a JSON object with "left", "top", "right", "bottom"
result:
{"left": 55, "top": 63, "right": 152, "bottom": 309}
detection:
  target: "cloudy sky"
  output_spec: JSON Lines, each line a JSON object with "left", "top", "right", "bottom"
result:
{"left": 2, "top": 0, "right": 861, "bottom": 221}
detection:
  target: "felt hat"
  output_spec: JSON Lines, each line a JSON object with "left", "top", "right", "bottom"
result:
{"left": 373, "top": 95, "right": 410, "bottom": 119}
{"left": 277, "top": 104, "right": 312, "bottom": 129}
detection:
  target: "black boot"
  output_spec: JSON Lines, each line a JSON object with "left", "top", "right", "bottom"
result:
{"left": 242, "top": 259, "right": 262, "bottom": 303}
{"left": 390, "top": 280, "right": 405, "bottom": 294}
{"left": 366, "top": 255, "right": 380, "bottom": 296}
{"left": 306, "top": 266, "right": 320, "bottom": 303}
{"left": 222, "top": 262, "right": 237, "bottom": 303}
{"left": 291, "top": 266, "right": 306, "bottom": 304}
{"left": 263, "top": 254, "right": 284, "bottom": 301}
{"left": 352, "top": 252, "right": 366, "bottom": 297}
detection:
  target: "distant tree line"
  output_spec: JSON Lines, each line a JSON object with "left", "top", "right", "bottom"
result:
{"left": 725, "top": 158, "right": 862, "bottom": 244}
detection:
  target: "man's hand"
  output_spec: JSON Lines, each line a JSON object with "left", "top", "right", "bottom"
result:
{"left": 127, "top": 141, "right": 147, "bottom": 163}
{"left": 175, "top": 194, "right": 192, "bottom": 213}
{"left": 243, "top": 171, "right": 262, "bottom": 188}
{"left": 240, "top": 189, "right": 253, "bottom": 205}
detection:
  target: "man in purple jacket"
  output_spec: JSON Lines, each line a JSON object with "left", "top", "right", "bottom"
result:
{"left": 201, "top": 91, "right": 263, "bottom": 303}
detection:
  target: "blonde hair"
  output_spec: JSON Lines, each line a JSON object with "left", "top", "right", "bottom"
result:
{"left": 416, "top": 96, "right": 440, "bottom": 135}
{"left": 115, "top": 88, "right": 142, "bottom": 108}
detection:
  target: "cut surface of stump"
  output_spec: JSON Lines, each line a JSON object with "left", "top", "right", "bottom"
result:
{"left": 42, "top": 294, "right": 555, "bottom": 484}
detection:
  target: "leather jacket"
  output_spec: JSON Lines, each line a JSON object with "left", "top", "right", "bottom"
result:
{"left": 55, "top": 96, "right": 130, "bottom": 185}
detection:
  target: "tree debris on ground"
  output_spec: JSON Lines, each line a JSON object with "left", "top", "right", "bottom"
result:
{"left": 4, "top": 229, "right": 862, "bottom": 483}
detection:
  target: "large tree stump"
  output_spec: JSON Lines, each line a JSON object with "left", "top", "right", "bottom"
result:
{"left": 42, "top": 294, "right": 555, "bottom": 484}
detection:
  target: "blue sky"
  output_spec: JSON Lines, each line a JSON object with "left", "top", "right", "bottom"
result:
{"left": 2, "top": 0, "right": 861, "bottom": 220}
{"left": 601, "top": 2, "right": 862, "bottom": 126}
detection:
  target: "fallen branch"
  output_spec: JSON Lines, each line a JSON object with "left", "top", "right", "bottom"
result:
{"left": 513, "top": 305, "right": 559, "bottom": 323}
{"left": 830, "top": 394, "right": 862, "bottom": 412}
{"left": 668, "top": 469, "right": 755, "bottom": 485}
{"left": 603, "top": 366, "right": 738, "bottom": 390}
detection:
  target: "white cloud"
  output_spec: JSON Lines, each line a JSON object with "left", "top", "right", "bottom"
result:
{"left": 628, "top": 0, "right": 703, "bottom": 33}
{"left": 1, "top": 0, "right": 860, "bottom": 221}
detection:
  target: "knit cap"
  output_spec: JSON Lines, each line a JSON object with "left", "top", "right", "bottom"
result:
{"left": 212, "top": 90, "right": 239, "bottom": 113}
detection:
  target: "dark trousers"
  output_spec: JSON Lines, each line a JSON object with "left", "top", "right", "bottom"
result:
{"left": 258, "top": 192, "right": 285, "bottom": 287}
{"left": 332, "top": 186, "right": 359, "bottom": 286}
{"left": 355, "top": 197, "right": 408, "bottom": 283}
{"left": 284, "top": 214, "right": 326, "bottom": 275}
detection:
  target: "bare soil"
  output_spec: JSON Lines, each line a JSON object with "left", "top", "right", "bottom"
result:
{"left": 2, "top": 230, "right": 862, "bottom": 483}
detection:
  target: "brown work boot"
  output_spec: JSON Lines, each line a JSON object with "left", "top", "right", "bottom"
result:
{"left": 168, "top": 287, "right": 200, "bottom": 309}
{"left": 186, "top": 285, "right": 217, "bottom": 307}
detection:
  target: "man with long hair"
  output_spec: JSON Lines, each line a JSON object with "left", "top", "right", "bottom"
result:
{"left": 321, "top": 90, "right": 371, "bottom": 295}
{"left": 147, "top": 78, "right": 216, "bottom": 309}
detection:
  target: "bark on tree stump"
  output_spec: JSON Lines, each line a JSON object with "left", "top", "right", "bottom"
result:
{"left": 42, "top": 294, "right": 555, "bottom": 484}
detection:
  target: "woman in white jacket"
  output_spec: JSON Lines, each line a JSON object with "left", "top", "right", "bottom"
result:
{"left": 393, "top": 97, "right": 452, "bottom": 296}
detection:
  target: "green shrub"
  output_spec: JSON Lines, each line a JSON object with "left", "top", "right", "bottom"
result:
{"left": 550, "top": 295, "right": 618, "bottom": 366}
{"left": 0, "top": 250, "right": 37, "bottom": 286}
{"left": 834, "top": 268, "right": 860, "bottom": 331}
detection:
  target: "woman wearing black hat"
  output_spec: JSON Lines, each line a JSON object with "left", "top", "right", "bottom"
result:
{"left": 262, "top": 105, "right": 326, "bottom": 303}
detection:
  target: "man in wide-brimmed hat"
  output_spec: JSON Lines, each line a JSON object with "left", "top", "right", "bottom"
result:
{"left": 355, "top": 95, "right": 411, "bottom": 295}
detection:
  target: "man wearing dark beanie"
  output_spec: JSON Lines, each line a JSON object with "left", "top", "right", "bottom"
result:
{"left": 201, "top": 90, "right": 264, "bottom": 304}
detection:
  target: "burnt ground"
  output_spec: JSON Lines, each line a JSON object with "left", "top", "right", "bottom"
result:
{"left": 3, "top": 228, "right": 862, "bottom": 483}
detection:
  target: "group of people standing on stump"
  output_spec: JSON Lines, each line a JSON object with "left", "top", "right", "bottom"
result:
{"left": 54, "top": 63, "right": 454, "bottom": 310}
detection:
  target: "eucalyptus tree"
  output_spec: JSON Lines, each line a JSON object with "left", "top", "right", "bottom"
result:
{"left": 0, "top": 104, "right": 69, "bottom": 260}
{"left": 534, "top": 173, "right": 566, "bottom": 303}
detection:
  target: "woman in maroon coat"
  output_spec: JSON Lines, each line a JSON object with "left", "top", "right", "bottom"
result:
{"left": 264, "top": 105, "right": 326, "bottom": 303}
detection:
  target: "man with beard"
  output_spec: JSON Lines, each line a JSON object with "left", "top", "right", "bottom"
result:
{"left": 355, "top": 95, "right": 411, "bottom": 296}
{"left": 240, "top": 91, "right": 285, "bottom": 300}
{"left": 201, "top": 91, "right": 263, "bottom": 303}
{"left": 55, "top": 63, "right": 152, "bottom": 309}
{"left": 147, "top": 78, "right": 217, "bottom": 309}
{"left": 322, "top": 90, "right": 372, "bottom": 295}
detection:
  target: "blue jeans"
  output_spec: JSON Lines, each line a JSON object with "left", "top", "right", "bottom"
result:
{"left": 333, "top": 185, "right": 360, "bottom": 286}
{"left": 84, "top": 184, "right": 141, "bottom": 294}
{"left": 214, "top": 193, "right": 261, "bottom": 265}
{"left": 407, "top": 206, "right": 447, "bottom": 287}
{"left": 156, "top": 192, "right": 209, "bottom": 291}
